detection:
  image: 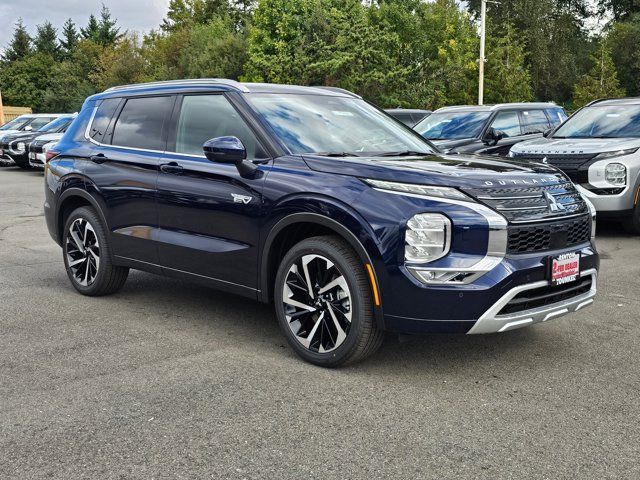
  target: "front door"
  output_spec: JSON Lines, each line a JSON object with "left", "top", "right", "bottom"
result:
{"left": 156, "top": 93, "right": 272, "bottom": 294}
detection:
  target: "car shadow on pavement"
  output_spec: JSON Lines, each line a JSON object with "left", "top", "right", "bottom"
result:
{"left": 108, "top": 270, "right": 578, "bottom": 378}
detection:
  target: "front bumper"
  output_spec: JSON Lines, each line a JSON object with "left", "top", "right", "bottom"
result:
{"left": 577, "top": 184, "right": 637, "bottom": 213}
{"left": 28, "top": 151, "right": 46, "bottom": 169}
{"left": 467, "top": 268, "right": 596, "bottom": 334}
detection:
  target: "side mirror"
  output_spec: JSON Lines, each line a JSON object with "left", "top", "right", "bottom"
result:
{"left": 543, "top": 128, "right": 553, "bottom": 138}
{"left": 203, "top": 136, "right": 257, "bottom": 176}
{"left": 24, "top": 125, "right": 33, "bottom": 132}
{"left": 484, "top": 127, "right": 504, "bottom": 146}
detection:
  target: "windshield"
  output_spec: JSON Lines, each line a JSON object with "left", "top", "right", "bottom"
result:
{"left": 553, "top": 105, "right": 640, "bottom": 138}
{"left": 0, "top": 117, "right": 31, "bottom": 131}
{"left": 414, "top": 111, "right": 491, "bottom": 140}
{"left": 38, "top": 116, "right": 72, "bottom": 133}
{"left": 246, "top": 93, "right": 435, "bottom": 155}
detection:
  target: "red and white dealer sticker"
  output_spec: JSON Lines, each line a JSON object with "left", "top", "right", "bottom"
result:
{"left": 551, "top": 252, "right": 580, "bottom": 286}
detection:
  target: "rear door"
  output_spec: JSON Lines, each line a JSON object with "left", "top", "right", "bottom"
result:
{"left": 156, "top": 93, "right": 272, "bottom": 294}
{"left": 83, "top": 95, "right": 174, "bottom": 267}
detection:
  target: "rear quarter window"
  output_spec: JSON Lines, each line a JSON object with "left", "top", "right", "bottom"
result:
{"left": 89, "top": 98, "right": 121, "bottom": 143}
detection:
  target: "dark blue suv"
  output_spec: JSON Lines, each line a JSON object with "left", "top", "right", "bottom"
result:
{"left": 44, "top": 80, "right": 599, "bottom": 366}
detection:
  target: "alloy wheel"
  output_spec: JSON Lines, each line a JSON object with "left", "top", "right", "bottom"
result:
{"left": 65, "top": 218, "right": 100, "bottom": 286}
{"left": 282, "top": 254, "right": 352, "bottom": 353}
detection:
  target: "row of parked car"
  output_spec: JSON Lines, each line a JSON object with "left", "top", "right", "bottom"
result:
{"left": 0, "top": 113, "right": 76, "bottom": 169}
{"left": 2, "top": 97, "right": 639, "bottom": 234}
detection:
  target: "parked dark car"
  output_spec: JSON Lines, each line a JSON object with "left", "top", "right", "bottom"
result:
{"left": 414, "top": 103, "right": 568, "bottom": 156}
{"left": 44, "top": 80, "right": 598, "bottom": 366}
{"left": 0, "top": 114, "right": 72, "bottom": 168}
{"left": 385, "top": 108, "right": 432, "bottom": 127}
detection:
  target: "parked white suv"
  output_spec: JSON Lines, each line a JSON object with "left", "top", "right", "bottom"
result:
{"left": 510, "top": 98, "right": 640, "bottom": 233}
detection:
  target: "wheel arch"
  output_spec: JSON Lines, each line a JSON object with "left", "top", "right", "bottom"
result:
{"left": 56, "top": 188, "right": 109, "bottom": 246}
{"left": 259, "top": 211, "right": 385, "bottom": 328}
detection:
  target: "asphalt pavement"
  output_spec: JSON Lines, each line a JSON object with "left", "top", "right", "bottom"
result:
{"left": 0, "top": 167, "right": 638, "bottom": 479}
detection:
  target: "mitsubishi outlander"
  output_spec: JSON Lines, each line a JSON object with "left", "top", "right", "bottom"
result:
{"left": 43, "top": 80, "right": 599, "bottom": 366}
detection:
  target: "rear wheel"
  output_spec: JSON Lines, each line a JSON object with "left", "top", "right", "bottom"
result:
{"left": 62, "top": 206, "right": 129, "bottom": 296}
{"left": 274, "top": 236, "right": 383, "bottom": 367}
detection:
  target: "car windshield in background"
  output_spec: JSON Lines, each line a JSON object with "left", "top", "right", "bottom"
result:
{"left": 38, "top": 116, "right": 72, "bottom": 133}
{"left": 0, "top": 117, "right": 31, "bottom": 131}
{"left": 414, "top": 111, "right": 491, "bottom": 140}
{"left": 553, "top": 105, "right": 640, "bottom": 138}
{"left": 247, "top": 94, "right": 434, "bottom": 156}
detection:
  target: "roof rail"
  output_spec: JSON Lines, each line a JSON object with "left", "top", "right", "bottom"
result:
{"left": 314, "top": 86, "right": 361, "bottom": 98}
{"left": 105, "top": 79, "right": 250, "bottom": 93}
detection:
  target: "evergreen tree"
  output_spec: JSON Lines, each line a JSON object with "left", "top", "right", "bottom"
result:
{"left": 161, "top": 0, "right": 232, "bottom": 31}
{"left": 2, "top": 19, "right": 32, "bottom": 63}
{"left": 60, "top": 19, "right": 79, "bottom": 57}
{"left": 573, "top": 44, "right": 625, "bottom": 107}
{"left": 81, "top": 14, "right": 101, "bottom": 42}
{"left": 607, "top": 12, "right": 640, "bottom": 96}
{"left": 97, "top": 5, "right": 123, "bottom": 45}
{"left": 484, "top": 23, "right": 534, "bottom": 103}
{"left": 598, "top": 0, "right": 640, "bottom": 20}
{"left": 34, "top": 21, "right": 60, "bottom": 58}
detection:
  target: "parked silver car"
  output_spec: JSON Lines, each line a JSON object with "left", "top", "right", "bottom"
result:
{"left": 510, "top": 98, "right": 640, "bottom": 233}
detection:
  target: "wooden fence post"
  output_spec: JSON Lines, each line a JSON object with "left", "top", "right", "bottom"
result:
{"left": 0, "top": 89, "right": 5, "bottom": 125}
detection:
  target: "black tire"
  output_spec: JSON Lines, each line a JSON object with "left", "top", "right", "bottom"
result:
{"left": 274, "top": 235, "right": 384, "bottom": 367}
{"left": 622, "top": 204, "right": 640, "bottom": 235}
{"left": 62, "top": 206, "right": 129, "bottom": 296}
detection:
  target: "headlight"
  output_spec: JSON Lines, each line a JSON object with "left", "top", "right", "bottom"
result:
{"left": 604, "top": 163, "right": 626, "bottom": 185}
{"left": 594, "top": 148, "right": 638, "bottom": 160}
{"left": 14, "top": 142, "right": 26, "bottom": 152}
{"left": 404, "top": 213, "right": 451, "bottom": 263}
{"left": 363, "top": 179, "right": 472, "bottom": 202}
{"left": 42, "top": 141, "right": 56, "bottom": 153}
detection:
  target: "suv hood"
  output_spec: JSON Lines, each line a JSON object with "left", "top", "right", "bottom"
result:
{"left": 33, "top": 133, "right": 63, "bottom": 142}
{"left": 301, "top": 152, "right": 566, "bottom": 190}
{"left": 430, "top": 138, "right": 475, "bottom": 151}
{"left": 511, "top": 136, "right": 640, "bottom": 155}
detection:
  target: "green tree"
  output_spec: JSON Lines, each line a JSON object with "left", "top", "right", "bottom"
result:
{"left": 573, "top": 44, "right": 625, "bottom": 107}
{"left": 34, "top": 21, "right": 60, "bottom": 58}
{"left": 81, "top": 14, "right": 100, "bottom": 42}
{"left": 91, "top": 35, "right": 148, "bottom": 90}
{"left": 607, "top": 13, "right": 640, "bottom": 96}
{"left": 466, "top": 0, "right": 594, "bottom": 103}
{"left": 41, "top": 39, "right": 105, "bottom": 112}
{"left": 145, "top": 14, "right": 247, "bottom": 80}
{"left": 598, "top": 0, "right": 640, "bottom": 20}
{"left": 0, "top": 53, "right": 57, "bottom": 111}
{"left": 2, "top": 19, "right": 32, "bottom": 63}
{"left": 484, "top": 23, "right": 533, "bottom": 103}
{"left": 161, "top": 0, "right": 232, "bottom": 31}
{"left": 97, "top": 5, "right": 124, "bottom": 45}
{"left": 60, "top": 19, "right": 80, "bottom": 58}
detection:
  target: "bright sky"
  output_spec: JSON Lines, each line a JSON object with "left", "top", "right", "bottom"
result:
{"left": 0, "top": 0, "right": 171, "bottom": 49}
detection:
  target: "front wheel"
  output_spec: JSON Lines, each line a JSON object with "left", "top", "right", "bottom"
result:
{"left": 622, "top": 202, "right": 640, "bottom": 235}
{"left": 274, "top": 236, "right": 383, "bottom": 367}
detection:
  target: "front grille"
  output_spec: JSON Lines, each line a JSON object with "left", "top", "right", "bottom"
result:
{"left": 499, "top": 276, "right": 592, "bottom": 315}
{"left": 29, "top": 140, "right": 49, "bottom": 154}
{"left": 464, "top": 181, "right": 589, "bottom": 223}
{"left": 507, "top": 215, "right": 591, "bottom": 253}
{"left": 511, "top": 153, "right": 597, "bottom": 183}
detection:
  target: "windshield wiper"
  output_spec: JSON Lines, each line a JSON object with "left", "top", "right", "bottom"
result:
{"left": 311, "top": 152, "right": 360, "bottom": 157}
{"left": 373, "top": 150, "right": 432, "bottom": 157}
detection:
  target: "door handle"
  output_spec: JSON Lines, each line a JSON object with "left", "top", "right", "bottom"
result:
{"left": 90, "top": 154, "right": 108, "bottom": 164}
{"left": 160, "top": 162, "right": 184, "bottom": 174}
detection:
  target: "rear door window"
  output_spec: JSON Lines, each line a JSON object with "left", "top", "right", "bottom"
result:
{"left": 89, "top": 98, "right": 121, "bottom": 143}
{"left": 111, "top": 96, "right": 173, "bottom": 150}
{"left": 490, "top": 111, "right": 522, "bottom": 137}
{"left": 522, "top": 110, "right": 551, "bottom": 134}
